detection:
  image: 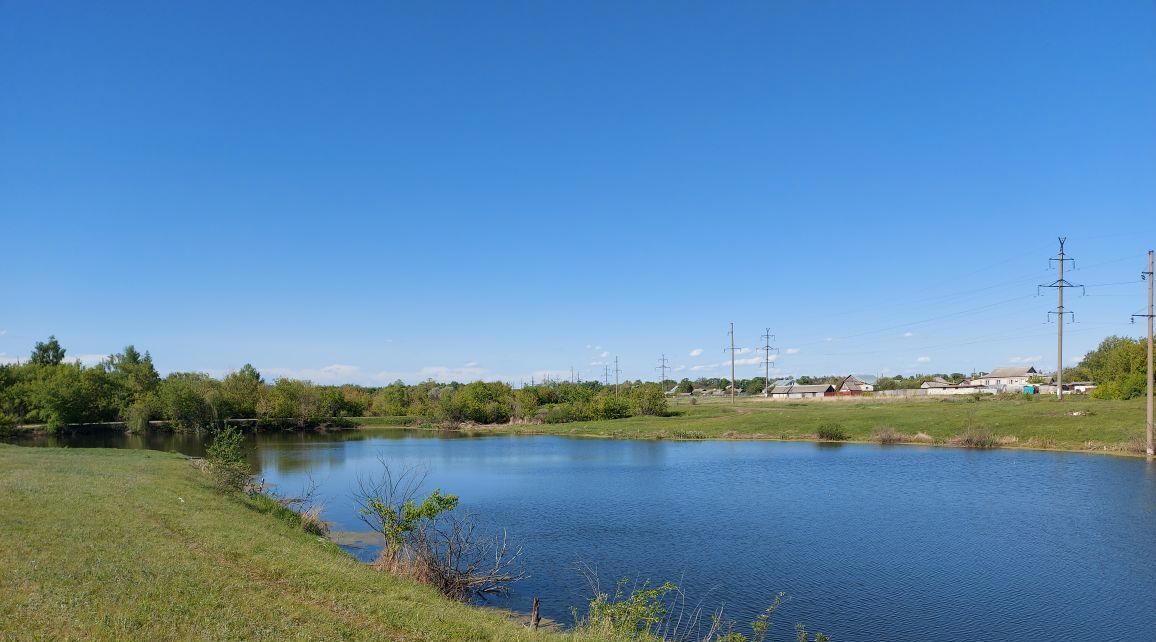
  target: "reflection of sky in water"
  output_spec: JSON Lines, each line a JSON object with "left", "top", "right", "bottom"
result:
{"left": 252, "top": 431, "right": 1156, "bottom": 640}
{"left": 17, "top": 428, "right": 1156, "bottom": 640}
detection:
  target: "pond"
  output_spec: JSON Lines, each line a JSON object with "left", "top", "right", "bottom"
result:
{"left": 12, "top": 428, "right": 1156, "bottom": 641}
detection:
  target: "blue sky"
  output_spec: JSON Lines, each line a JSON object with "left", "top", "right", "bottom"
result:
{"left": 2, "top": 1, "right": 1155, "bottom": 385}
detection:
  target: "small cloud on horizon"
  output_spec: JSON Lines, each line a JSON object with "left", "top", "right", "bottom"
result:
{"left": 599, "top": 351, "right": 609, "bottom": 359}
{"left": 916, "top": 356, "right": 931, "bottom": 364}
{"left": 689, "top": 348, "right": 704, "bottom": 357}
{"left": 785, "top": 348, "right": 800, "bottom": 355}
{"left": 903, "top": 331, "right": 914, "bottom": 338}
{"left": 1007, "top": 355, "right": 1042, "bottom": 364}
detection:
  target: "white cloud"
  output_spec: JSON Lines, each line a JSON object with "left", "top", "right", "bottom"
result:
{"left": 735, "top": 356, "right": 762, "bottom": 366}
{"left": 0, "top": 353, "right": 16, "bottom": 364}
{"left": 1008, "top": 355, "right": 1042, "bottom": 364}
{"left": 689, "top": 363, "right": 720, "bottom": 372}
{"left": 71, "top": 353, "right": 109, "bottom": 366}
{"left": 600, "top": 351, "right": 609, "bottom": 359}
{"left": 824, "top": 337, "right": 833, "bottom": 342}
{"left": 0, "top": 329, "right": 7, "bottom": 335}
{"left": 736, "top": 347, "right": 752, "bottom": 355}
{"left": 916, "top": 356, "right": 931, "bottom": 364}
{"left": 594, "top": 345, "right": 602, "bottom": 351}
{"left": 464, "top": 361, "right": 478, "bottom": 367}
{"left": 785, "top": 348, "right": 800, "bottom": 355}
{"left": 903, "top": 332, "right": 914, "bottom": 338}
{"left": 689, "top": 348, "right": 704, "bottom": 357}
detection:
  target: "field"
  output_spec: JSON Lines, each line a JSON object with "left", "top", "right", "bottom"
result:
{"left": 0, "top": 445, "right": 584, "bottom": 641}
{"left": 428, "top": 394, "right": 1151, "bottom": 455}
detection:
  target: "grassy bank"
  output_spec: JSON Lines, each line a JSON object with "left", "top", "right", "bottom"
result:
{"left": 0, "top": 445, "right": 580, "bottom": 641}
{"left": 363, "top": 395, "right": 1151, "bottom": 455}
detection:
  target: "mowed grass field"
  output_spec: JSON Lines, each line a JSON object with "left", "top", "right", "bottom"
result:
{"left": 0, "top": 445, "right": 587, "bottom": 642}
{"left": 441, "top": 395, "right": 1151, "bottom": 454}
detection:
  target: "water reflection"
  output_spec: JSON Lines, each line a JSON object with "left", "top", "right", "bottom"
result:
{"left": 8, "top": 428, "right": 1156, "bottom": 642}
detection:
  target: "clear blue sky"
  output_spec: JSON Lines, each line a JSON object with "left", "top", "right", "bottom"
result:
{"left": 2, "top": 1, "right": 1154, "bottom": 385}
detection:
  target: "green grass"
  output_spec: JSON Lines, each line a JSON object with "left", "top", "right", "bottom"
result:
{"left": 0, "top": 445, "right": 587, "bottom": 641}
{"left": 354, "top": 395, "right": 1152, "bottom": 455}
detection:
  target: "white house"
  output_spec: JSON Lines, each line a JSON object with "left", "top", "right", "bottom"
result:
{"left": 970, "top": 366, "right": 1044, "bottom": 392}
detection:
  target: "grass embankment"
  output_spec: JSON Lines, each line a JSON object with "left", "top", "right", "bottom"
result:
{"left": 362, "top": 396, "right": 1151, "bottom": 455}
{"left": 0, "top": 445, "right": 580, "bottom": 641}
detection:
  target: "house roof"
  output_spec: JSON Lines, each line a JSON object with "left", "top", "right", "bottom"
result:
{"left": 836, "top": 375, "right": 871, "bottom": 391}
{"left": 985, "top": 366, "right": 1038, "bottom": 378}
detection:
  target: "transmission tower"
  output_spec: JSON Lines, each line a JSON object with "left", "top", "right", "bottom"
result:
{"left": 656, "top": 354, "right": 672, "bottom": 395}
{"left": 1038, "top": 237, "right": 1083, "bottom": 400}
{"left": 602, "top": 364, "right": 610, "bottom": 386}
{"left": 613, "top": 356, "right": 622, "bottom": 399}
{"left": 758, "top": 328, "right": 778, "bottom": 397}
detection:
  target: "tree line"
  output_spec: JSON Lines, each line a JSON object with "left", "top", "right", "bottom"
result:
{"left": 0, "top": 337, "right": 668, "bottom": 432}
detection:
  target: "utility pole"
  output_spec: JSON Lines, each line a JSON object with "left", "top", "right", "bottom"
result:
{"left": 1039, "top": 237, "right": 1082, "bottom": 400}
{"left": 724, "top": 323, "right": 742, "bottom": 405}
{"left": 758, "top": 328, "right": 778, "bottom": 397}
{"left": 603, "top": 364, "right": 610, "bottom": 387}
{"left": 1132, "top": 250, "right": 1155, "bottom": 457}
{"left": 656, "top": 354, "right": 671, "bottom": 395}
{"left": 613, "top": 356, "right": 622, "bottom": 399}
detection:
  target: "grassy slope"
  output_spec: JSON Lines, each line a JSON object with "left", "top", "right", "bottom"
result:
{"left": 414, "top": 395, "right": 1149, "bottom": 453}
{"left": 0, "top": 445, "right": 579, "bottom": 641}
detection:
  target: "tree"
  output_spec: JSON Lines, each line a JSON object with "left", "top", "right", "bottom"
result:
{"left": 676, "top": 378, "right": 694, "bottom": 394}
{"left": 30, "top": 336, "right": 66, "bottom": 366}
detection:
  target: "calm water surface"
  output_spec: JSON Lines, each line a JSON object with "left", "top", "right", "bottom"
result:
{"left": 16, "top": 429, "right": 1156, "bottom": 641}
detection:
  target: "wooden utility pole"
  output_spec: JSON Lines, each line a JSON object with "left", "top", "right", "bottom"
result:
{"left": 1133, "top": 250, "right": 1155, "bottom": 457}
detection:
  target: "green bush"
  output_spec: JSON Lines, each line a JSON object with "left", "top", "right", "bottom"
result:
{"left": 817, "top": 423, "right": 849, "bottom": 441}
{"left": 205, "top": 425, "right": 252, "bottom": 491}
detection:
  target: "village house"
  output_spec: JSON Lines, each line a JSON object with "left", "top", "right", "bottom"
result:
{"left": 919, "top": 377, "right": 989, "bottom": 396}
{"left": 834, "top": 374, "right": 874, "bottom": 395}
{"left": 970, "top": 366, "right": 1044, "bottom": 392}
{"left": 767, "top": 383, "right": 836, "bottom": 399}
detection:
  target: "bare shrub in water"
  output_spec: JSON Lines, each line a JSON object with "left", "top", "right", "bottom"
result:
{"left": 355, "top": 459, "right": 523, "bottom": 601}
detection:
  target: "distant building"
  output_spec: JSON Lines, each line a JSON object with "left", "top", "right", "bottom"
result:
{"left": 768, "top": 384, "right": 836, "bottom": 399}
{"left": 1069, "top": 382, "right": 1097, "bottom": 394}
{"left": 970, "top": 366, "right": 1043, "bottom": 392}
{"left": 835, "top": 375, "right": 874, "bottom": 395}
{"left": 920, "top": 378, "right": 989, "bottom": 396}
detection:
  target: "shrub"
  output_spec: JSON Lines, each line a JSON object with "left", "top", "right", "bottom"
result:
{"left": 955, "top": 428, "right": 998, "bottom": 449}
{"left": 874, "top": 426, "right": 903, "bottom": 444}
{"left": 816, "top": 423, "right": 849, "bottom": 441}
{"left": 204, "top": 425, "right": 252, "bottom": 491}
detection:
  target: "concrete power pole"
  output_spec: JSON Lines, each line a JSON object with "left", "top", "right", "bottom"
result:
{"left": 1132, "top": 250, "right": 1155, "bottom": 457}
{"left": 725, "top": 323, "right": 742, "bottom": 405}
{"left": 1039, "top": 237, "right": 1082, "bottom": 400}
{"left": 758, "top": 328, "right": 778, "bottom": 397}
